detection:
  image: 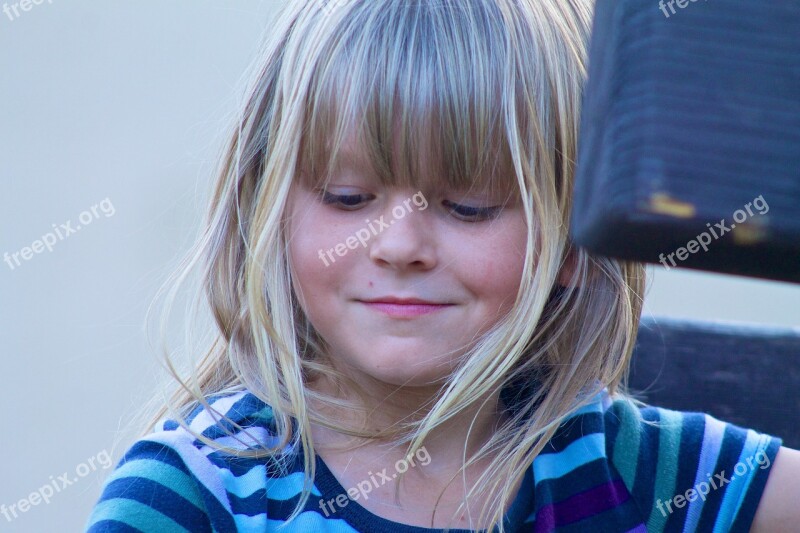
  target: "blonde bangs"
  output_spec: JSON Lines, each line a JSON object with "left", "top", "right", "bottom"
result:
{"left": 297, "top": 0, "right": 518, "bottom": 198}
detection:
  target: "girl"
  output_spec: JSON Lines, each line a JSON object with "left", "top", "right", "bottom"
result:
{"left": 86, "top": 0, "right": 800, "bottom": 531}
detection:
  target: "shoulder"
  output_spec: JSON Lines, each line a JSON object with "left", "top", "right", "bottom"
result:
{"left": 158, "top": 388, "right": 283, "bottom": 450}
{"left": 602, "top": 393, "right": 782, "bottom": 532}
{"left": 149, "top": 388, "right": 290, "bottom": 476}
{"left": 85, "top": 389, "right": 293, "bottom": 532}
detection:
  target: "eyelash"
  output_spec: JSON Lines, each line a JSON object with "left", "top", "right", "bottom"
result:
{"left": 321, "top": 191, "right": 367, "bottom": 208}
{"left": 320, "top": 191, "right": 501, "bottom": 222}
{"left": 442, "top": 200, "right": 502, "bottom": 221}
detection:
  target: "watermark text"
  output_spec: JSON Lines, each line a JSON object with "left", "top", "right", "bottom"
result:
{"left": 318, "top": 446, "right": 432, "bottom": 517}
{"left": 658, "top": 194, "right": 768, "bottom": 270}
{"left": 1, "top": 449, "right": 113, "bottom": 523}
{"left": 659, "top": 0, "right": 709, "bottom": 19}
{"left": 4, "top": 197, "right": 116, "bottom": 271}
{"left": 318, "top": 191, "right": 428, "bottom": 267}
{"left": 656, "top": 449, "right": 771, "bottom": 517}
{"left": 3, "top": 0, "right": 53, "bottom": 22}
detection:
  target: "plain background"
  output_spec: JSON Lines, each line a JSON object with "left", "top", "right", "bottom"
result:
{"left": 1, "top": 2, "right": 798, "bottom": 531}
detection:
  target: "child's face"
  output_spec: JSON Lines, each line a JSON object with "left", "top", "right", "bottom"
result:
{"left": 286, "top": 143, "right": 528, "bottom": 388}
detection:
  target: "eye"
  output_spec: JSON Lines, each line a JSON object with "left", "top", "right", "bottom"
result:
{"left": 320, "top": 190, "right": 372, "bottom": 210}
{"left": 442, "top": 200, "right": 502, "bottom": 221}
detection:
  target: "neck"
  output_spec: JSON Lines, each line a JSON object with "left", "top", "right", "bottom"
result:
{"left": 306, "top": 372, "right": 509, "bottom": 477}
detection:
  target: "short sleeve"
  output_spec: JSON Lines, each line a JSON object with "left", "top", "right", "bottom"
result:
{"left": 604, "top": 398, "right": 782, "bottom": 533}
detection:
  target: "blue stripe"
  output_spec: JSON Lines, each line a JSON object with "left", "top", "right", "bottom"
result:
{"left": 713, "top": 430, "right": 771, "bottom": 533}
{"left": 266, "top": 471, "right": 322, "bottom": 500}
{"left": 86, "top": 520, "right": 148, "bottom": 533}
{"left": 267, "top": 512, "right": 361, "bottom": 532}
{"left": 218, "top": 463, "right": 267, "bottom": 498}
{"left": 533, "top": 432, "right": 606, "bottom": 482}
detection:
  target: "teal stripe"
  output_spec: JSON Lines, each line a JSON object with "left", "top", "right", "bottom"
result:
{"left": 113, "top": 459, "right": 205, "bottom": 509}
{"left": 87, "top": 499, "right": 191, "bottom": 532}
{"left": 647, "top": 409, "right": 683, "bottom": 533}
{"left": 611, "top": 399, "right": 643, "bottom": 491}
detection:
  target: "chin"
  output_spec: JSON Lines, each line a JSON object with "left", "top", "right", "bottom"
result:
{"left": 353, "top": 359, "right": 456, "bottom": 389}
{"left": 326, "top": 340, "right": 464, "bottom": 388}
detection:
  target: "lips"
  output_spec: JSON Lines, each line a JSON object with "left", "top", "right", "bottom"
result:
{"left": 358, "top": 296, "right": 453, "bottom": 318}
{"left": 361, "top": 296, "right": 442, "bottom": 305}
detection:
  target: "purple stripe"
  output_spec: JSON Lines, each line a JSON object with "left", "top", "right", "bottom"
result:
{"left": 534, "top": 479, "right": 631, "bottom": 532}
{"left": 623, "top": 525, "right": 648, "bottom": 533}
{"left": 683, "top": 415, "right": 725, "bottom": 532}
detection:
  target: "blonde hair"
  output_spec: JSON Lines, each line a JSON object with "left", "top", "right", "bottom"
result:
{"left": 146, "top": 0, "right": 646, "bottom": 530}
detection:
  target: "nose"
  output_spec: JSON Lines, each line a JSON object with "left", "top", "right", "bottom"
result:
{"left": 368, "top": 193, "right": 437, "bottom": 271}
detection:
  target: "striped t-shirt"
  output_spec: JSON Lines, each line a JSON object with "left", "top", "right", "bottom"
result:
{"left": 85, "top": 389, "right": 781, "bottom": 532}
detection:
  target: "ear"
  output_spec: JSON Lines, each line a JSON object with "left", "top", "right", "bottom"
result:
{"left": 557, "top": 246, "right": 579, "bottom": 287}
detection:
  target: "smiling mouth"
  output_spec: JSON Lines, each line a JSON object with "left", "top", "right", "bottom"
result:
{"left": 357, "top": 299, "right": 454, "bottom": 318}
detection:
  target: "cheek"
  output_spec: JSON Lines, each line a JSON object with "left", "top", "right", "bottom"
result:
{"left": 287, "top": 201, "right": 331, "bottom": 310}
{"left": 286, "top": 199, "right": 357, "bottom": 323}
{"left": 287, "top": 194, "right": 360, "bottom": 271}
{"left": 477, "top": 252, "right": 526, "bottom": 306}
{"left": 460, "top": 220, "right": 527, "bottom": 308}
